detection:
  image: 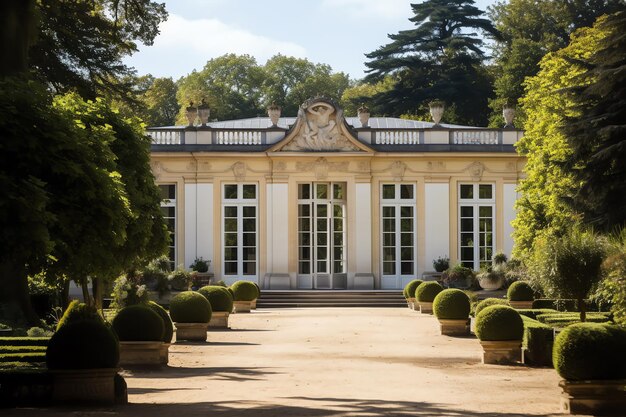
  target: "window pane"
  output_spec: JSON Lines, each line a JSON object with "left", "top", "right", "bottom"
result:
{"left": 383, "top": 248, "right": 395, "bottom": 261}
{"left": 159, "top": 184, "right": 175, "bottom": 200}
{"left": 382, "top": 184, "right": 395, "bottom": 199}
{"left": 383, "top": 262, "right": 396, "bottom": 275}
{"left": 243, "top": 218, "right": 256, "bottom": 232}
{"left": 161, "top": 207, "right": 175, "bottom": 217}
{"left": 401, "top": 262, "right": 414, "bottom": 275}
{"left": 333, "top": 261, "right": 344, "bottom": 273}
{"left": 383, "top": 232, "right": 395, "bottom": 246}
{"left": 461, "top": 247, "right": 474, "bottom": 261}
{"left": 479, "top": 206, "right": 493, "bottom": 217}
{"left": 333, "top": 218, "right": 343, "bottom": 232}
{"left": 479, "top": 184, "right": 493, "bottom": 199}
{"left": 400, "top": 184, "right": 414, "bottom": 199}
{"left": 299, "top": 184, "right": 310, "bottom": 199}
{"left": 401, "top": 247, "right": 414, "bottom": 261}
{"left": 383, "top": 219, "right": 395, "bottom": 232}
{"left": 333, "top": 204, "right": 344, "bottom": 218}
{"left": 333, "top": 183, "right": 345, "bottom": 200}
{"left": 224, "top": 184, "right": 237, "bottom": 199}
{"left": 224, "top": 206, "right": 237, "bottom": 217}
{"left": 460, "top": 218, "right": 473, "bottom": 232}
{"left": 317, "top": 247, "right": 327, "bottom": 260}
{"left": 317, "top": 219, "right": 327, "bottom": 231}
{"left": 316, "top": 183, "right": 328, "bottom": 199}
{"left": 243, "top": 247, "right": 256, "bottom": 261}
{"left": 242, "top": 184, "right": 256, "bottom": 199}
{"left": 242, "top": 262, "right": 256, "bottom": 275}
{"left": 382, "top": 206, "right": 395, "bottom": 218}
{"left": 317, "top": 233, "right": 327, "bottom": 246}
{"left": 317, "top": 261, "right": 327, "bottom": 273}
{"left": 299, "top": 246, "right": 310, "bottom": 260}
{"left": 460, "top": 206, "right": 473, "bottom": 217}
{"left": 224, "top": 218, "right": 237, "bottom": 232}
{"left": 242, "top": 232, "right": 255, "bottom": 246}
{"left": 401, "top": 232, "right": 413, "bottom": 246}
{"left": 224, "top": 233, "right": 237, "bottom": 246}
{"left": 333, "top": 232, "right": 343, "bottom": 246}
{"left": 224, "top": 262, "right": 238, "bottom": 275}
{"left": 299, "top": 262, "right": 310, "bottom": 274}
{"left": 224, "top": 248, "right": 237, "bottom": 261}
{"left": 316, "top": 204, "right": 327, "bottom": 217}
{"left": 333, "top": 247, "right": 344, "bottom": 260}
{"left": 243, "top": 206, "right": 256, "bottom": 217}
{"left": 460, "top": 184, "right": 473, "bottom": 199}
{"left": 299, "top": 218, "right": 310, "bottom": 232}
{"left": 401, "top": 218, "right": 413, "bottom": 232}
{"left": 461, "top": 233, "right": 474, "bottom": 247}
{"left": 298, "top": 204, "right": 310, "bottom": 217}
{"left": 400, "top": 206, "right": 413, "bottom": 218}
{"left": 299, "top": 233, "right": 310, "bottom": 246}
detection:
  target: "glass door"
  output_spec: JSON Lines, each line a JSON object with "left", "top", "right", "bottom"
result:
{"left": 297, "top": 183, "right": 347, "bottom": 289}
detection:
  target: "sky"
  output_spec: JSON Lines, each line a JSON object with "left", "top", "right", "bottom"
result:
{"left": 125, "top": 0, "right": 499, "bottom": 81}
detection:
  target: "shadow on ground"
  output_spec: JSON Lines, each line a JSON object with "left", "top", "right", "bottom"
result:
{"left": 4, "top": 397, "right": 561, "bottom": 417}
{"left": 124, "top": 366, "right": 280, "bottom": 382}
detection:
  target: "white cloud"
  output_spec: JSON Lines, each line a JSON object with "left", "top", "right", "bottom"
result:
{"left": 320, "top": 0, "right": 411, "bottom": 19}
{"left": 126, "top": 14, "right": 307, "bottom": 78}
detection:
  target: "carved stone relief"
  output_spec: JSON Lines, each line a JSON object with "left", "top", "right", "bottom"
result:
{"left": 427, "top": 161, "right": 446, "bottom": 171}
{"left": 151, "top": 161, "right": 163, "bottom": 179}
{"left": 232, "top": 161, "right": 246, "bottom": 181}
{"left": 296, "top": 157, "right": 349, "bottom": 180}
{"left": 391, "top": 161, "right": 407, "bottom": 181}
{"left": 468, "top": 161, "right": 485, "bottom": 181}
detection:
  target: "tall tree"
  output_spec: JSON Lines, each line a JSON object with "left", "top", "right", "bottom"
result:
{"left": 561, "top": 11, "right": 626, "bottom": 231}
{"left": 487, "top": 0, "right": 624, "bottom": 127}
{"left": 512, "top": 17, "right": 608, "bottom": 260}
{"left": 364, "top": 0, "right": 499, "bottom": 126}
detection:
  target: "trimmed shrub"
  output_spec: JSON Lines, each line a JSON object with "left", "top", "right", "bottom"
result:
{"left": 198, "top": 286, "right": 234, "bottom": 313}
{"left": 536, "top": 312, "right": 611, "bottom": 327}
{"left": 403, "top": 280, "right": 423, "bottom": 299}
{"left": 169, "top": 267, "right": 193, "bottom": 291}
{"left": 475, "top": 305, "right": 524, "bottom": 341}
{"left": 553, "top": 323, "right": 626, "bottom": 380}
{"left": 169, "top": 291, "right": 212, "bottom": 323}
{"left": 0, "top": 337, "right": 49, "bottom": 347}
{"left": 415, "top": 281, "right": 443, "bottom": 302}
{"left": 147, "top": 301, "right": 173, "bottom": 343}
{"left": 112, "top": 305, "right": 164, "bottom": 342}
{"left": 433, "top": 289, "right": 470, "bottom": 320}
{"left": 56, "top": 300, "right": 102, "bottom": 331}
{"left": 474, "top": 298, "right": 509, "bottom": 317}
{"left": 231, "top": 281, "right": 258, "bottom": 302}
{"left": 521, "top": 315, "right": 554, "bottom": 366}
{"left": 507, "top": 281, "right": 534, "bottom": 302}
{"left": 0, "top": 352, "right": 46, "bottom": 363}
{"left": 46, "top": 320, "right": 119, "bottom": 369}
{"left": 0, "top": 346, "right": 47, "bottom": 353}
{"left": 253, "top": 282, "right": 261, "bottom": 298}
{"left": 516, "top": 308, "right": 558, "bottom": 320}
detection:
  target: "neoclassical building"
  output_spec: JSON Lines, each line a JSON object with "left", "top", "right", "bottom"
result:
{"left": 149, "top": 98, "right": 524, "bottom": 290}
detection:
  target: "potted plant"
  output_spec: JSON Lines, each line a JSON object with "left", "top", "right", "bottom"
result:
{"left": 230, "top": 281, "right": 258, "bottom": 313}
{"left": 170, "top": 291, "right": 212, "bottom": 342}
{"left": 443, "top": 264, "right": 474, "bottom": 289}
{"left": 198, "top": 286, "right": 233, "bottom": 328}
{"left": 189, "top": 257, "right": 212, "bottom": 288}
{"left": 415, "top": 281, "right": 444, "bottom": 314}
{"left": 553, "top": 323, "right": 626, "bottom": 414}
{"left": 46, "top": 311, "right": 120, "bottom": 404}
{"left": 147, "top": 301, "right": 174, "bottom": 364}
{"left": 403, "top": 279, "right": 423, "bottom": 310}
{"left": 475, "top": 305, "right": 524, "bottom": 364}
{"left": 169, "top": 266, "right": 193, "bottom": 292}
{"left": 433, "top": 256, "right": 450, "bottom": 273}
{"left": 112, "top": 304, "right": 164, "bottom": 366}
{"left": 507, "top": 281, "right": 535, "bottom": 309}
{"left": 433, "top": 289, "right": 470, "bottom": 336}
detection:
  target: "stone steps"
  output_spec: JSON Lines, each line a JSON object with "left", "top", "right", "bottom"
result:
{"left": 257, "top": 290, "right": 406, "bottom": 308}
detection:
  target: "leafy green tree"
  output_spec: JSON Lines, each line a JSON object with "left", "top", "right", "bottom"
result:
{"left": 29, "top": 0, "right": 167, "bottom": 100}
{"left": 363, "top": 0, "right": 499, "bottom": 126}
{"left": 598, "top": 229, "right": 626, "bottom": 325}
{"left": 561, "top": 11, "right": 626, "bottom": 231}
{"left": 142, "top": 77, "right": 179, "bottom": 126}
{"left": 340, "top": 76, "right": 395, "bottom": 116}
{"left": 487, "top": 0, "right": 623, "bottom": 127}
{"left": 512, "top": 20, "right": 607, "bottom": 260}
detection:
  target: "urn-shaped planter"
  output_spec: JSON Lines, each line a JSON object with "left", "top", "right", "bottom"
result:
{"left": 119, "top": 341, "right": 163, "bottom": 366}
{"left": 429, "top": 100, "right": 445, "bottom": 126}
{"left": 357, "top": 105, "right": 370, "bottom": 127}
{"left": 197, "top": 101, "right": 210, "bottom": 126}
{"left": 185, "top": 104, "right": 197, "bottom": 126}
{"left": 268, "top": 103, "right": 281, "bottom": 126}
{"left": 478, "top": 274, "right": 504, "bottom": 291}
{"left": 503, "top": 105, "right": 516, "bottom": 128}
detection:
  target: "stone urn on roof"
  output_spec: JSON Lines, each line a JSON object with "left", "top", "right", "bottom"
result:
{"left": 357, "top": 103, "right": 370, "bottom": 128}
{"left": 429, "top": 100, "right": 445, "bottom": 127}
{"left": 267, "top": 103, "right": 281, "bottom": 127}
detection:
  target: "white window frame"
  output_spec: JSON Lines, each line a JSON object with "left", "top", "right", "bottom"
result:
{"left": 380, "top": 183, "right": 417, "bottom": 289}
{"left": 222, "top": 183, "right": 258, "bottom": 281}
{"left": 159, "top": 184, "right": 177, "bottom": 271}
{"left": 458, "top": 183, "right": 495, "bottom": 270}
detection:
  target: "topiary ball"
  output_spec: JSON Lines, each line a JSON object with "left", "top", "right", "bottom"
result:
{"left": 475, "top": 305, "right": 524, "bottom": 341}
{"left": 433, "top": 289, "right": 470, "bottom": 320}
{"left": 47, "top": 320, "right": 119, "bottom": 369}
{"left": 415, "top": 281, "right": 443, "bottom": 302}
{"left": 169, "top": 291, "right": 212, "bottom": 323}
{"left": 553, "top": 323, "right": 626, "bottom": 381}
{"left": 147, "top": 301, "right": 173, "bottom": 343}
{"left": 253, "top": 282, "right": 261, "bottom": 298}
{"left": 231, "top": 281, "right": 258, "bottom": 301}
{"left": 403, "top": 279, "right": 423, "bottom": 299}
{"left": 112, "top": 304, "right": 164, "bottom": 342}
{"left": 507, "top": 281, "right": 534, "bottom": 301}
{"left": 475, "top": 298, "right": 509, "bottom": 316}
{"left": 198, "top": 286, "right": 234, "bottom": 313}
{"left": 56, "top": 300, "right": 103, "bottom": 331}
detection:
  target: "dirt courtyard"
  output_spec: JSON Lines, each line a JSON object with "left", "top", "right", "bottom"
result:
{"left": 8, "top": 307, "right": 578, "bottom": 416}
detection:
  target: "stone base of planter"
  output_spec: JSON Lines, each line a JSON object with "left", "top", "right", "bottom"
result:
{"left": 406, "top": 298, "right": 414, "bottom": 309}
{"left": 418, "top": 301, "right": 433, "bottom": 314}
{"left": 51, "top": 368, "right": 117, "bottom": 404}
{"left": 480, "top": 340, "right": 522, "bottom": 364}
{"left": 509, "top": 300, "right": 533, "bottom": 309}
{"left": 251, "top": 299, "right": 257, "bottom": 309}
{"left": 160, "top": 343, "right": 170, "bottom": 364}
{"left": 439, "top": 319, "right": 469, "bottom": 336}
{"left": 208, "top": 311, "right": 230, "bottom": 328}
{"left": 175, "top": 322, "right": 208, "bottom": 341}
{"left": 559, "top": 379, "right": 626, "bottom": 415}
{"left": 233, "top": 301, "right": 252, "bottom": 313}
{"left": 119, "top": 341, "right": 163, "bottom": 366}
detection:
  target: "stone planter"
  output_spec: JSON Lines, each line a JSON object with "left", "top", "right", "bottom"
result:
{"left": 251, "top": 299, "right": 257, "bottom": 310}
{"left": 233, "top": 300, "right": 252, "bottom": 313}
{"left": 51, "top": 368, "right": 117, "bottom": 404}
{"left": 438, "top": 319, "right": 469, "bottom": 336}
{"left": 175, "top": 322, "right": 208, "bottom": 341}
{"left": 418, "top": 301, "right": 433, "bottom": 314}
{"left": 479, "top": 340, "right": 522, "bottom": 364}
{"left": 208, "top": 311, "right": 230, "bottom": 329}
{"left": 478, "top": 277, "right": 503, "bottom": 291}
{"left": 559, "top": 379, "right": 626, "bottom": 415}
{"left": 407, "top": 298, "right": 415, "bottom": 309}
{"left": 119, "top": 341, "right": 163, "bottom": 366}
{"left": 160, "top": 343, "right": 170, "bottom": 365}
{"left": 509, "top": 300, "right": 533, "bottom": 309}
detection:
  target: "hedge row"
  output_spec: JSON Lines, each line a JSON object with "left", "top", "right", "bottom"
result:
{"left": 536, "top": 312, "right": 611, "bottom": 327}
{"left": 516, "top": 309, "right": 558, "bottom": 321}
{"left": 0, "top": 353, "right": 46, "bottom": 363}
{"left": 531, "top": 298, "right": 601, "bottom": 312}
{"left": 0, "top": 338, "right": 50, "bottom": 347}
{"left": 0, "top": 346, "right": 47, "bottom": 354}
{"left": 521, "top": 315, "right": 553, "bottom": 367}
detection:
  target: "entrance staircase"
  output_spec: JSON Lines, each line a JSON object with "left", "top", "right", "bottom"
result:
{"left": 256, "top": 290, "right": 406, "bottom": 308}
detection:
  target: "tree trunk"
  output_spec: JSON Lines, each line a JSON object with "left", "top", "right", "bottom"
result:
{"left": 92, "top": 277, "right": 103, "bottom": 311}
{"left": 578, "top": 297, "right": 587, "bottom": 322}
{"left": 0, "top": 0, "right": 37, "bottom": 76}
{"left": 80, "top": 277, "right": 92, "bottom": 307}
{"left": 61, "top": 279, "right": 70, "bottom": 310}
{"left": 0, "top": 260, "right": 40, "bottom": 326}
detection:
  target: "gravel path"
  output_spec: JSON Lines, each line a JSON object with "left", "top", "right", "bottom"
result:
{"left": 8, "top": 307, "right": 576, "bottom": 416}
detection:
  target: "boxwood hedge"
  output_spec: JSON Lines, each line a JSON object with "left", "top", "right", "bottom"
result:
{"left": 433, "top": 289, "right": 470, "bottom": 320}
{"left": 415, "top": 281, "right": 443, "bottom": 302}
{"left": 475, "top": 305, "right": 524, "bottom": 341}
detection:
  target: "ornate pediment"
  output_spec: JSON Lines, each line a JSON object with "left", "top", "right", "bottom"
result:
{"left": 270, "top": 98, "right": 372, "bottom": 153}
